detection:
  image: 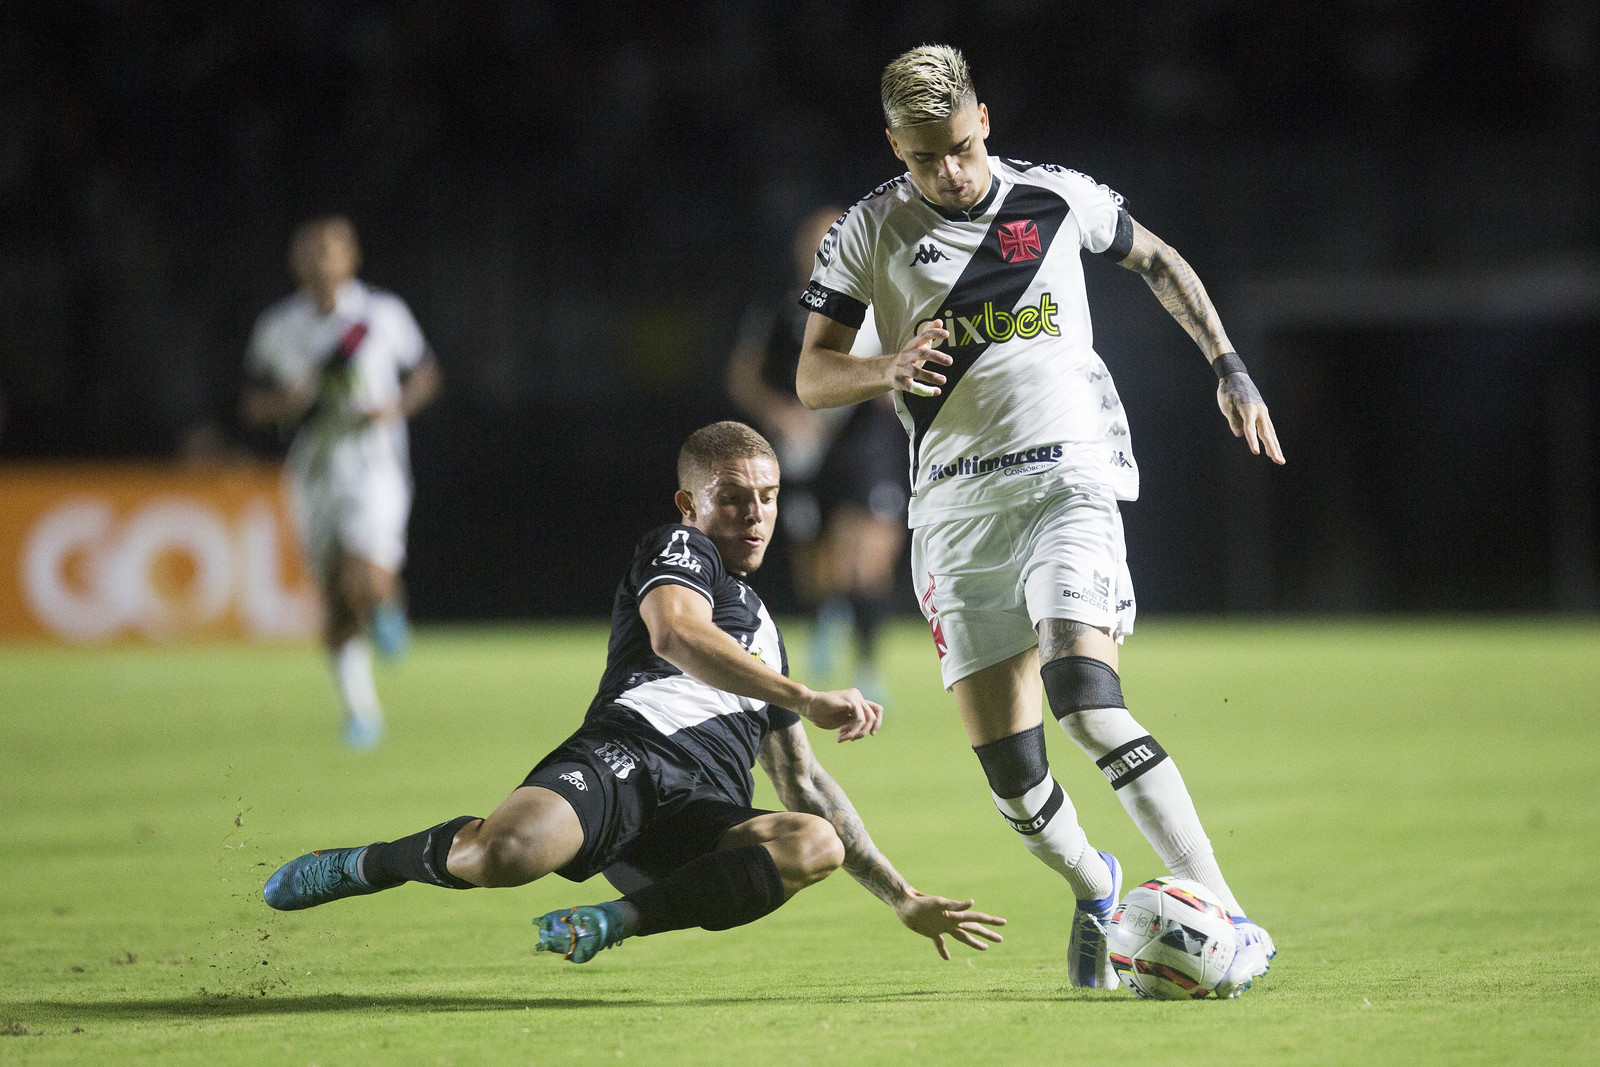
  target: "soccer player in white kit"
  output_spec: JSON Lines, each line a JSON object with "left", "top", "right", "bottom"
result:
{"left": 795, "top": 45, "right": 1285, "bottom": 996}
{"left": 242, "top": 217, "right": 441, "bottom": 749}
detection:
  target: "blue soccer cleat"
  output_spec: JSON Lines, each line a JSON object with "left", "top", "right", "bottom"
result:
{"left": 263, "top": 846, "right": 382, "bottom": 911}
{"left": 371, "top": 602, "right": 410, "bottom": 660}
{"left": 1067, "top": 850, "right": 1122, "bottom": 989}
{"left": 1217, "top": 914, "right": 1276, "bottom": 998}
{"left": 534, "top": 903, "right": 628, "bottom": 964}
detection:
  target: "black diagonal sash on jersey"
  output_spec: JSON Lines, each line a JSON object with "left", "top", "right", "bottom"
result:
{"left": 903, "top": 184, "right": 1071, "bottom": 465}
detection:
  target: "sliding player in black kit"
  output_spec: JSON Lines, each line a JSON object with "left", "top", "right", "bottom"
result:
{"left": 264, "top": 422, "right": 1004, "bottom": 964}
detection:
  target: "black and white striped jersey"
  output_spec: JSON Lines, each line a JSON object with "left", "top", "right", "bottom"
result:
{"left": 802, "top": 157, "right": 1139, "bottom": 526}
{"left": 587, "top": 524, "right": 798, "bottom": 797}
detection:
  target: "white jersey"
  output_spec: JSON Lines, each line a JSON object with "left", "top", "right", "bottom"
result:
{"left": 803, "top": 157, "right": 1138, "bottom": 527}
{"left": 246, "top": 279, "right": 428, "bottom": 486}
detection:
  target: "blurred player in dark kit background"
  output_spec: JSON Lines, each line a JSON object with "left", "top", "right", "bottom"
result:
{"left": 728, "top": 207, "right": 909, "bottom": 704}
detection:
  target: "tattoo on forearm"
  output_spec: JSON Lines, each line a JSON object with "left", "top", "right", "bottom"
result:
{"left": 1143, "top": 248, "right": 1230, "bottom": 359}
{"left": 1220, "top": 371, "right": 1263, "bottom": 406}
{"left": 811, "top": 772, "right": 905, "bottom": 905}
{"left": 1037, "top": 619, "right": 1094, "bottom": 663}
{"left": 761, "top": 727, "right": 906, "bottom": 906}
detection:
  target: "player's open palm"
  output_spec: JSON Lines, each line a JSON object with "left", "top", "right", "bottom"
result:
{"left": 1217, "top": 374, "right": 1285, "bottom": 465}
{"left": 896, "top": 892, "right": 1007, "bottom": 960}
{"left": 801, "top": 688, "right": 882, "bottom": 741}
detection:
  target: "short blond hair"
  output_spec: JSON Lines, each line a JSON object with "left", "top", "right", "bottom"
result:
{"left": 678, "top": 421, "right": 778, "bottom": 491}
{"left": 881, "top": 44, "right": 976, "bottom": 129}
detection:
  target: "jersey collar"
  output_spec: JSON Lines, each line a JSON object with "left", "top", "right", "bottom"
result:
{"left": 919, "top": 170, "right": 1001, "bottom": 222}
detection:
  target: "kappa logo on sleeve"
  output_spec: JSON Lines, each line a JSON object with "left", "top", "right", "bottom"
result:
{"left": 652, "top": 529, "right": 704, "bottom": 574}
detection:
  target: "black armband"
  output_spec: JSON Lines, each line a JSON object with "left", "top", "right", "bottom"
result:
{"left": 1211, "top": 352, "right": 1248, "bottom": 379}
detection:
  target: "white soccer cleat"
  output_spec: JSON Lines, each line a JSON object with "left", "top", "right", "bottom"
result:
{"left": 1067, "top": 851, "right": 1122, "bottom": 989}
{"left": 1216, "top": 916, "right": 1275, "bottom": 998}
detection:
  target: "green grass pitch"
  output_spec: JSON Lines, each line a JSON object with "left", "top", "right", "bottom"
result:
{"left": 2, "top": 619, "right": 1598, "bottom": 1065}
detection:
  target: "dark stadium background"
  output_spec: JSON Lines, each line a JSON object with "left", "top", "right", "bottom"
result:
{"left": 2, "top": 0, "right": 1595, "bottom": 620}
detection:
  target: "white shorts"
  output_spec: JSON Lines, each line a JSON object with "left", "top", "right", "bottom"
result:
{"left": 912, "top": 487, "right": 1136, "bottom": 689}
{"left": 288, "top": 465, "right": 411, "bottom": 582}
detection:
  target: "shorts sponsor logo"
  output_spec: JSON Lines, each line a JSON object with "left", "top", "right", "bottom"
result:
{"left": 652, "top": 529, "right": 704, "bottom": 573}
{"left": 918, "top": 291, "right": 1059, "bottom": 349}
{"left": 1063, "top": 570, "right": 1112, "bottom": 611}
{"left": 926, "top": 443, "right": 1064, "bottom": 484}
{"left": 1117, "top": 598, "right": 1135, "bottom": 612}
{"left": 559, "top": 770, "right": 588, "bottom": 792}
{"left": 1111, "top": 451, "right": 1134, "bottom": 469}
{"left": 593, "top": 742, "right": 637, "bottom": 781}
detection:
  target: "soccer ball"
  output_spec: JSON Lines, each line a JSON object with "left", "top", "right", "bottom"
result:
{"left": 1107, "top": 877, "right": 1238, "bottom": 999}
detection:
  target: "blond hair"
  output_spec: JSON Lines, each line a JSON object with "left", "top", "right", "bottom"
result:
{"left": 881, "top": 44, "right": 976, "bottom": 129}
{"left": 677, "top": 421, "right": 778, "bottom": 491}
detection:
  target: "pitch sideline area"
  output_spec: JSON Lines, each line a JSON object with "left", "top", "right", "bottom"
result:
{"left": 2, "top": 619, "right": 1597, "bottom": 1064}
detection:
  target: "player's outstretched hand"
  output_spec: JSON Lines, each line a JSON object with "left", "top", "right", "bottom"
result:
{"left": 1217, "top": 372, "right": 1285, "bottom": 465}
{"left": 889, "top": 320, "right": 954, "bottom": 398}
{"left": 895, "top": 891, "right": 1007, "bottom": 960}
{"left": 799, "top": 687, "right": 882, "bottom": 742}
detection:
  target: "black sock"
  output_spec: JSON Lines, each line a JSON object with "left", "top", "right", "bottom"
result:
{"left": 849, "top": 593, "right": 888, "bottom": 664}
{"left": 621, "top": 844, "right": 786, "bottom": 937}
{"left": 361, "top": 816, "right": 479, "bottom": 890}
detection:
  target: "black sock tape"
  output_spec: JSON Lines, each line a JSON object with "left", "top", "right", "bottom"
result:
{"left": 423, "top": 816, "right": 478, "bottom": 890}
{"left": 1041, "top": 656, "right": 1126, "bottom": 719}
{"left": 972, "top": 724, "right": 1051, "bottom": 799}
{"left": 1003, "top": 780, "right": 1065, "bottom": 836}
{"left": 1095, "top": 735, "right": 1169, "bottom": 790}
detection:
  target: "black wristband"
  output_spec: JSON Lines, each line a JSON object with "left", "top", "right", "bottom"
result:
{"left": 1211, "top": 352, "right": 1248, "bottom": 379}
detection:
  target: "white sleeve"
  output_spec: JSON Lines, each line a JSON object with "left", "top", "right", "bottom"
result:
{"left": 1050, "top": 168, "right": 1133, "bottom": 258}
{"left": 245, "top": 312, "right": 289, "bottom": 385}
{"left": 848, "top": 306, "right": 883, "bottom": 357}
{"left": 381, "top": 295, "right": 428, "bottom": 371}
{"left": 799, "top": 206, "right": 874, "bottom": 330}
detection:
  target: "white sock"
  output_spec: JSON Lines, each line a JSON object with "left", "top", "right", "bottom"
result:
{"left": 1058, "top": 707, "right": 1243, "bottom": 916}
{"left": 992, "top": 776, "right": 1113, "bottom": 901}
{"left": 333, "top": 638, "right": 382, "bottom": 725}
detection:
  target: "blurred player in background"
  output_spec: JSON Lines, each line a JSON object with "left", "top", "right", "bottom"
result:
{"left": 727, "top": 207, "right": 908, "bottom": 703}
{"left": 796, "top": 45, "right": 1283, "bottom": 995}
{"left": 241, "top": 216, "right": 440, "bottom": 749}
{"left": 264, "top": 422, "right": 1004, "bottom": 965}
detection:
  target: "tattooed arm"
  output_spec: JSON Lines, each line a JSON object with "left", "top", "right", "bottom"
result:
{"left": 757, "top": 720, "right": 1005, "bottom": 958}
{"left": 1119, "top": 218, "right": 1285, "bottom": 464}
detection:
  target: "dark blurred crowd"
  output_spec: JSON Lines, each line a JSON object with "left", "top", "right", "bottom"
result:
{"left": 1, "top": 1, "right": 1595, "bottom": 614}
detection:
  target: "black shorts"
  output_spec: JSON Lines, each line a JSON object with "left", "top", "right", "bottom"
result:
{"left": 816, "top": 402, "right": 909, "bottom": 522}
{"left": 521, "top": 715, "right": 771, "bottom": 891}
